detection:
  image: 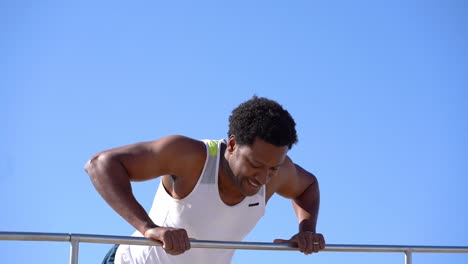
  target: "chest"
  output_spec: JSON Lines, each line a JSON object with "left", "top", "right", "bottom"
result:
{"left": 153, "top": 182, "right": 265, "bottom": 240}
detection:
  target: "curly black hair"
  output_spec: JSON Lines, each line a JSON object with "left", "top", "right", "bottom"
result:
{"left": 228, "top": 96, "right": 298, "bottom": 149}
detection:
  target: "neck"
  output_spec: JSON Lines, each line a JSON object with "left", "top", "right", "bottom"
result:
{"left": 218, "top": 143, "right": 245, "bottom": 205}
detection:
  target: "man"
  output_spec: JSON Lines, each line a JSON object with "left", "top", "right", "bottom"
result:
{"left": 85, "top": 96, "right": 325, "bottom": 264}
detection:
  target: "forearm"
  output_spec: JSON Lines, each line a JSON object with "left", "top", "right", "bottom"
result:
{"left": 85, "top": 154, "right": 157, "bottom": 234}
{"left": 292, "top": 180, "right": 320, "bottom": 233}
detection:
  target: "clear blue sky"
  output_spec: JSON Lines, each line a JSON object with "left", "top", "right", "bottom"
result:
{"left": 1, "top": 1, "right": 467, "bottom": 263}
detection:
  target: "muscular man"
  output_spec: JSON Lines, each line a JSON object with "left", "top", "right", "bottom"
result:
{"left": 85, "top": 96, "right": 325, "bottom": 263}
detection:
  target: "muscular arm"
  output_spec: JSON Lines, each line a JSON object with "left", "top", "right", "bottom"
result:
{"left": 291, "top": 164, "right": 320, "bottom": 233}
{"left": 275, "top": 160, "right": 320, "bottom": 232}
{"left": 273, "top": 158, "right": 324, "bottom": 254}
{"left": 84, "top": 135, "right": 205, "bottom": 235}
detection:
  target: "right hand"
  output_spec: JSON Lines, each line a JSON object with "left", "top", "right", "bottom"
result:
{"left": 144, "top": 227, "right": 191, "bottom": 255}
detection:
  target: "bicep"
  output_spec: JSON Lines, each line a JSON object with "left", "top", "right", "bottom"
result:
{"left": 275, "top": 158, "right": 317, "bottom": 199}
{"left": 101, "top": 135, "right": 205, "bottom": 181}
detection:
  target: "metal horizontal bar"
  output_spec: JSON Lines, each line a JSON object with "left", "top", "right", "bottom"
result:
{"left": 1, "top": 232, "right": 468, "bottom": 254}
{"left": 0, "top": 231, "right": 70, "bottom": 242}
{"left": 321, "top": 244, "right": 468, "bottom": 254}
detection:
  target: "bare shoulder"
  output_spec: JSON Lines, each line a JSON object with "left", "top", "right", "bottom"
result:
{"left": 140, "top": 135, "right": 208, "bottom": 179}
{"left": 93, "top": 135, "right": 207, "bottom": 181}
{"left": 152, "top": 135, "right": 206, "bottom": 157}
{"left": 266, "top": 156, "right": 317, "bottom": 200}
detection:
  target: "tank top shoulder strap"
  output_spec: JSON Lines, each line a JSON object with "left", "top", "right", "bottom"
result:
{"left": 200, "top": 139, "right": 224, "bottom": 184}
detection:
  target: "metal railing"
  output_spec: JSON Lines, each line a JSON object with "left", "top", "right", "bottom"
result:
{"left": 1, "top": 231, "right": 468, "bottom": 264}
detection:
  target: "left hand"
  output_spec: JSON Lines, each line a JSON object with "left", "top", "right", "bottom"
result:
{"left": 274, "top": 231, "right": 325, "bottom": 255}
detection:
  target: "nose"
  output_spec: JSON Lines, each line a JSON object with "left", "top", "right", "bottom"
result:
{"left": 255, "top": 169, "right": 270, "bottom": 185}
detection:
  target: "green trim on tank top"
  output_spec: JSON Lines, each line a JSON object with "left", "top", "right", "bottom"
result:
{"left": 207, "top": 140, "right": 218, "bottom": 156}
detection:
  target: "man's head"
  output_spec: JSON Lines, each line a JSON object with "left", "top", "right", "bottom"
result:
{"left": 228, "top": 96, "right": 298, "bottom": 149}
{"left": 224, "top": 96, "right": 298, "bottom": 196}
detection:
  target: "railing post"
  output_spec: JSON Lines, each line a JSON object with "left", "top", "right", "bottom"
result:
{"left": 405, "top": 250, "right": 412, "bottom": 264}
{"left": 70, "top": 238, "right": 80, "bottom": 264}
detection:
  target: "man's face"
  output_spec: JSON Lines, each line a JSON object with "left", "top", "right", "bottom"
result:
{"left": 227, "top": 137, "right": 289, "bottom": 196}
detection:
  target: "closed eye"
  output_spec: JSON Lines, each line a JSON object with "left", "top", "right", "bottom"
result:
{"left": 250, "top": 163, "right": 262, "bottom": 169}
{"left": 248, "top": 159, "right": 263, "bottom": 169}
{"left": 270, "top": 166, "right": 280, "bottom": 172}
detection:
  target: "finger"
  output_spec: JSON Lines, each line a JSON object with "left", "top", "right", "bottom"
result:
{"left": 273, "top": 239, "right": 288, "bottom": 244}
{"left": 185, "top": 238, "right": 191, "bottom": 251}
{"left": 183, "top": 230, "right": 191, "bottom": 251}
{"left": 162, "top": 233, "right": 173, "bottom": 252}
{"left": 319, "top": 234, "right": 326, "bottom": 250}
{"left": 312, "top": 239, "right": 320, "bottom": 253}
{"left": 179, "top": 230, "right": 190, "bottom": 252}
{"left": 304, "top": 233, "right": 319, "bottom": 254}
{"left": 170, "top": 230, "right": 189, "bottom": 255}
{"left": 173, "top": 232, "right": 185, "bottom": 254}
{"left": 305, "top": 233, "right": 315, "bottom": 253}
{"left": 310, "top": 234, "right": 324, "bottom": 253}
{"left": 306, "top": 237, "right": 315, "bottom": 254}
{"left": 298, "top": 236, "right": 308, "bottom": 253}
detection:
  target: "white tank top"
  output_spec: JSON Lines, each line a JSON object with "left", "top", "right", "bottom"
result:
{"left": 115, "top": 139, "right": 266, "bottom": 264}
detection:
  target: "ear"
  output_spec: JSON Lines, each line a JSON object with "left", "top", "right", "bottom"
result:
{"left": 227, "top": 135, "right": 237, "bottom": 153}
